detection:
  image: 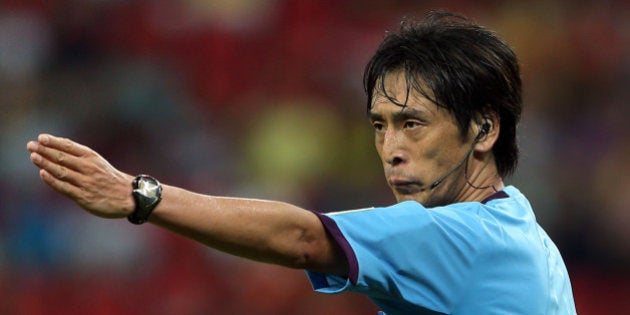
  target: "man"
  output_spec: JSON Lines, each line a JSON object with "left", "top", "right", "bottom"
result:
{"left": 26, "top": 11, "right": 576, "bottom": 314}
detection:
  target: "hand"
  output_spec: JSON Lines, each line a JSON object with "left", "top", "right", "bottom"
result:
{"left": 26, "top": 134, "right": 136, "bottom": 219}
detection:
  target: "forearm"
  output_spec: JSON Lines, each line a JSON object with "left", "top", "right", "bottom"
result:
{"left": 148, "top": 185, "right": 344, "bottom": 273}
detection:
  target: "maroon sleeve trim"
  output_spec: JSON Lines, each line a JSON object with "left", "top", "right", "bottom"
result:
{"left": 313, "top": 211, "right": 359, "bottom": 285}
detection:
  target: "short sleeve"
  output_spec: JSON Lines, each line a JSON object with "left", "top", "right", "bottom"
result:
{"left": 306, "top": 201, "right": 483, "bottom": 312}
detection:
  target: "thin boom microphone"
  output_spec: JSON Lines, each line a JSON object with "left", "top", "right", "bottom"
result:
{"left": 429, "top": 123, "right": 489, "bottom": 190}
{"left": 429, "top": 143, "right": 476, "bottom": 189}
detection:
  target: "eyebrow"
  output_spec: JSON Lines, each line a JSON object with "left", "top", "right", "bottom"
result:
{"left": 368, "top": 107, "right": 430, "bottom": 122}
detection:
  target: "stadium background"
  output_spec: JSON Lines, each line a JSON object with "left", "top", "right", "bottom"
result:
{"left": 0, "top": 0, "right": 628, "bottom": 314}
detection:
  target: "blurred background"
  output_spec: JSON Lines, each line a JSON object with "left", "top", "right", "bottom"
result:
{"left": 0, "top": 0, "right": 628, "bottom": 314}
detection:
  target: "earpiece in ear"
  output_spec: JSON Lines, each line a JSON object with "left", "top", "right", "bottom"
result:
{"left": 474, "top": 122, "right": 491, "bottom": 142}
{"left": 481, "top": 122, "right": 491, "bottom": 135}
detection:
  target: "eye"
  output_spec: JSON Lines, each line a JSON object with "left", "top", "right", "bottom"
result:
{"left": 404, "top": 120, "right": 422, "bottom": 129}
{"left": 372, "top": 121, "right": 385, "bottom": 132}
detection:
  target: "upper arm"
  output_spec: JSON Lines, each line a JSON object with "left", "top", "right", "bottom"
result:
{"left": 321, "top": 204, "right": 481, "bottom": 310}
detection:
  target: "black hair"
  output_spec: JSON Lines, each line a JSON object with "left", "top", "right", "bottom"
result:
{"left": 363, "top": 11, "right": 522, "bottom": 177}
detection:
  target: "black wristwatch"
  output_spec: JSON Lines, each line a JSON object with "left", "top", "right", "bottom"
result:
{"left": 128, "top": 174, "right": 162, "bottom": 225}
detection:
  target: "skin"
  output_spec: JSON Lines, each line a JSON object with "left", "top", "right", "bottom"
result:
{"left": 25, "top": 70, "right": 503, "bottom": 278}
{"left": 369, "top": 71, "right": 504, "bottom": 207}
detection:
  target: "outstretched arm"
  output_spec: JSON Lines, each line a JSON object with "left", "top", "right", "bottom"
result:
{"left": 26, "top": 134, "right": 347, "bottom": 275}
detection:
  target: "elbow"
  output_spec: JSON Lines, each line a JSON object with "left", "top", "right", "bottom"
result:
{"left": 288, "top": 229, "right": 348, "bottom": 276}
{"left": 285, "top": 229, "right": 322, "bottom": 269}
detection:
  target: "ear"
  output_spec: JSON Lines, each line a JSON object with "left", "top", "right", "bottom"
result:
{"left": 473, "top": 112, "right": 500, "bottom": 154}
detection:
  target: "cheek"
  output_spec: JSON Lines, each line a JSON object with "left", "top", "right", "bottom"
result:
{"left": 412, "top": 138, "right": 457, "bottom": 171}
{"left": 374, "top": 139, "right": 385, "bottom": 160}
{"left": 410, "top": 140, "right": 439, "bottom": 164}
{"left": 420, "top": 145, "right": 439, "bottom": 160}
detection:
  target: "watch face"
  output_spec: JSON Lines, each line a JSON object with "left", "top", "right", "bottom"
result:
{"left": 137, "top": 178, "right": 160, "bottom": 198}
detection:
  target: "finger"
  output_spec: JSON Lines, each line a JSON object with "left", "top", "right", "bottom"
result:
{"left": 39, "top": 169, "right": 83, "bottom": 200}
{"left": 28, "top": 140, "right": 84, "bottom": 171}
{"left": 30, "top": 151, "right": 83, "bottom": 185}
{"left": 38, "top": 134, "right": 91, "bottom": 157}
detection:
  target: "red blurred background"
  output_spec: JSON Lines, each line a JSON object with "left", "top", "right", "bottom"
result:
{"left": 1, "top": 0, "right": 628, "bottom": 314}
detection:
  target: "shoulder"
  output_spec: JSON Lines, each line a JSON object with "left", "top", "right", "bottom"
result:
{"left": 319, "top": 187, "right": 531, "bottom": 245}
{"left": 322, "top": 200, "right": 494, "bottom": 250}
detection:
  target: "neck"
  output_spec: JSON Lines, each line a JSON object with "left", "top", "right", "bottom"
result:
{"left": 456, "top": 152, "right": 504, "bottom": 203}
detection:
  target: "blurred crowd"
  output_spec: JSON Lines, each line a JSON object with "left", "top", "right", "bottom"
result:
{"left": 0, "top": 0, "right": 628, "bottom": 314}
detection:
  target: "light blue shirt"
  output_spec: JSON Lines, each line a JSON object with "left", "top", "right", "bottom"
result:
{"left": 307, "top": 186, "right": 576, "bottom": 314}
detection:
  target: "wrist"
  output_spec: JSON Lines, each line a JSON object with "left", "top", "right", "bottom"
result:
{"left": 122, "top": 175, "right": 137, "bottom": 216}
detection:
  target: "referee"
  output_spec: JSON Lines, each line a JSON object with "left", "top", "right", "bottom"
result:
{"left": 27, "top": 11, "right": 576, "bottom": 314}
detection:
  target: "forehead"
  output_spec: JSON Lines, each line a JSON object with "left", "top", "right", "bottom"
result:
{"left": 369, "top": 71, "right": 438, "bottom": 116}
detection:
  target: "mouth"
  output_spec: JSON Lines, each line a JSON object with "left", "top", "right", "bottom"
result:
{"left": 389, "top": 178, "right": 424, "bottom": 195}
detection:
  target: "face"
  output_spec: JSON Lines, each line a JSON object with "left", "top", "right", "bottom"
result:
{"left": 369, "top": 71, "right": 474, "bottom": 207}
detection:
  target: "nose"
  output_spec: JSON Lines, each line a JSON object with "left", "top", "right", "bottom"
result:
{"left": 389, "top": 156, "right": 404, "bottom": 166}
{"left": 382, "top": 129, "right": 406, "bottom": 166}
